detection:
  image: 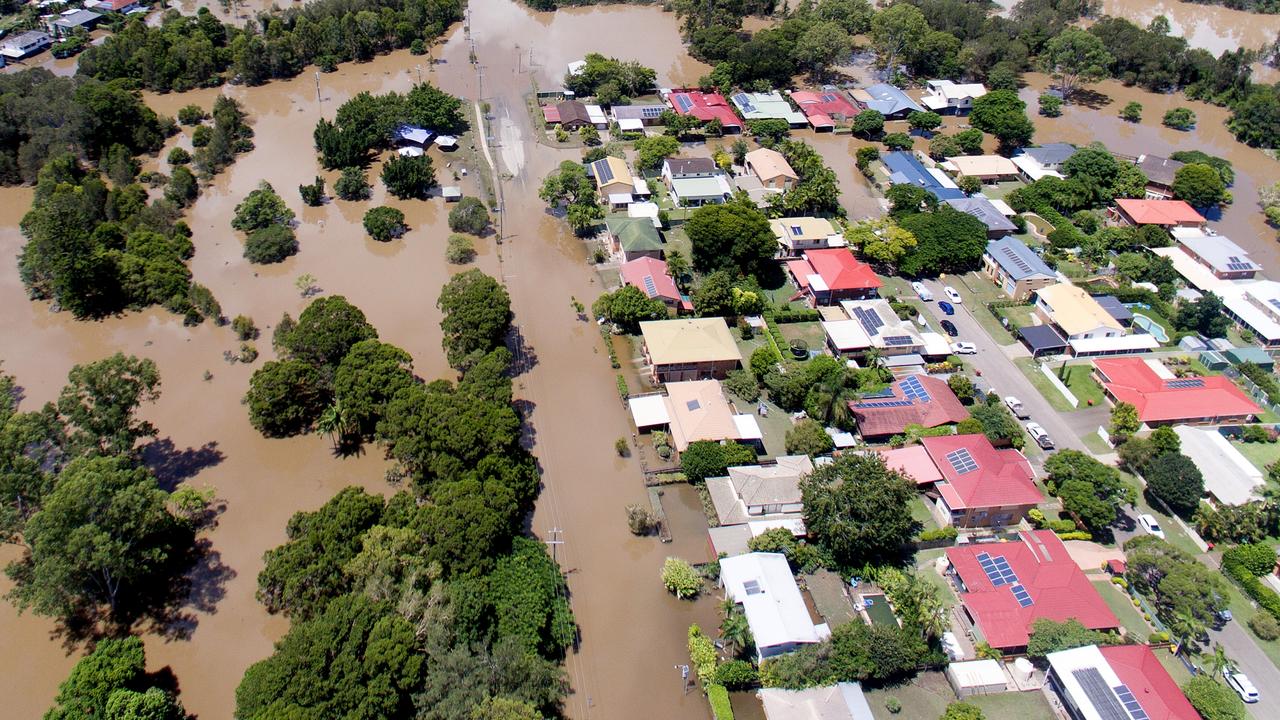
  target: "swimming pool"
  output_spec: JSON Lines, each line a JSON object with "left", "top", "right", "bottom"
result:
{"left": 859, "top": 593, "right": 899, "bottom": 627}
{"left": 1131, "top": 313, "right": 1168, "bottom": 343}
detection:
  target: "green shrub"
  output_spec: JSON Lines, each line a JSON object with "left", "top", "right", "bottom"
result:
{"left": 1223, "top": 553, "right": 1280, "bottom": 622}
{"left": 191, "top": 124, "right": 212, "bottom": 147}
{"left": 167, "top": 147, "right": 192, "bottom": 165}
{"left": 707, "top": 684, "right": 734, "bottom": 720}
{"left": 1057, "top": 531, "right": 1092, "bottom": 541}
{"left": 688, "top": 624, "right": 718, "bottom": 685}
{"left": 1248, "top": 612, "right": 1280, "bottom": 641}
{"left": 772, "top": 309, "right": 821, "bottom": 323}
{"left": 244, "top": 225, "right": 298, "bottom": 264}
{"left": 663, "top": 557, "right": 702, "bottom": 599}
{"left": 335, "top": 166, "right": 371, "bottom": 201}
{"left": 445, "top": 233, "right": 476, "bottom": 264}
{"left": 1162, "top": 107, "right": 1196, "bottom": 130}
{"left": 886, "top": 696, "right": 902, "bottom": 713}
{"left": 1111, "top": 576, "right": 1129, "bottom": 589}
{"left": 1148, "top": 631, "right": 1169, "bottom": 643}
{"left": 724, "top": 369, "right": 760, "bottom": 403}
{"left": 1242, "top": 425, "right": 1275, "bottom": 443}
{"left": 616, "top": 374, "right": 628, "bottom": 400}
{"left": 919, "top": 526, "right": 958, "bottom": 543}
{"left": 714, "top": 660, "right": 758, "bottom": 690}
{"left": 1224, "top": 542, "right": 1278, "bottom": 576}
{"left": 232, "top": 315, "right": 258, "bottom": 341}
{"left": 1182, "top": 675, "right": 1246, "bottom": 720}
{"left": 362, "top": 206, "right": 407, "bottom": 242}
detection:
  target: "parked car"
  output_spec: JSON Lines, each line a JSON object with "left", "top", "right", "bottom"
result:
{"left": 1026, "top": 422, "right": 1054, "bottom": 449}
{"left": 912, "top": 281, "right": 934, "bottom": 302}
{"left": 1224, "top": 668, "right": 1259, "bottom": 703}
{"left": 940, "top": 320, "right": 959, "bottom": 337}
{"left": 938, "top": 301, "right": 955, "bottom": 316}
{"left": 1137, "top": 513, "right": 1165, "bottom": 540}
{"left": 950, "top": 342, "right": 977, "bottom": 355}
{"left": 1004, "top": 396, "right": 1029, "bottom": 419}
{"left": 944, "top": 286, "right": 963, "bottom": 304}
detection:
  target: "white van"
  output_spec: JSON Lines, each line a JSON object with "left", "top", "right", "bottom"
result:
{"left": 911, "top": 281, "right": 934, "bottom": 302}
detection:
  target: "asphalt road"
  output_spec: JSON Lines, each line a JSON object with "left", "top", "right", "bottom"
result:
{"left": 915, "top": 278, "right": 1087, "bottom": 460}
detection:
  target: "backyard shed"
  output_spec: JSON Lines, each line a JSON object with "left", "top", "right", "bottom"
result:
{"left": 1198, "top": 350, "right": 1229, "bottom": 371}
{"left": 946, "top": 659, "right": 1009, "bottom": 697}
{"left": 1225, "top": 346, "right": 1274, "bottom": 371}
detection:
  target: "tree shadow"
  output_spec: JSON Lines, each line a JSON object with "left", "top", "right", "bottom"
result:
{"left": 1070, "top": 88, "right": 1113, "bottom": 111}
{"left": 142, "top": 438, "right": 225, "bottom": 491}
{"left": 329, "top": 435, "right": 367, "bottom": 459}
{"left": 507, "top": 326, "right": 539, "bottom": 377}
{"left": 513, "top": 398, "right": 538, "bottom": 452}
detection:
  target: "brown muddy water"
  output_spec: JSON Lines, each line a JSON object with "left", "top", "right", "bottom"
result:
{"left": 0, "top": 0, "right": 722, "bottom": 718}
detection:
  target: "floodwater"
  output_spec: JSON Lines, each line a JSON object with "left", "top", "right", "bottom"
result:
{"left": 0, "top": 0, "right": 722, "bottom": 718}
{"left": 1097, "top": 0, "right": 1280, "bottom": 57}
{"left": 1019, "top": 73, "right": 1280, "bottom": 272}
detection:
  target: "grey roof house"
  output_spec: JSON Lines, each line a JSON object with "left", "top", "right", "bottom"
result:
{"left": 1137, "top": 154, "right": 1184, "bottom": 198}
{"left": 49, "top": 9, "right": 102, "bottom": 38}
{"left": 706, "top": 455, "right": 813, "bottom": 530}
{"left": 850, "top": 83, "right": 922, "bottom": 118}
{"left": 945, "top": 197, "right": 1018, "bottom": 238}
{"left": 1011, "top": 143, "right": 1076, "bottom": 181}
{"left": 1092, "top": 295, "right": 1133, "bottom": 325}
{"left": 982, "top": 236, "right": 1056, "bottom": 301}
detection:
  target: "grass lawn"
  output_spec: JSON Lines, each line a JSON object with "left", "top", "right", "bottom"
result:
{"left": 968, "top": 692, "right": 1056, "bottom": 720}
{"left": 1082, "top": 432, "right": 1112, "bottom": 455}
{"left": 1062, "top": 364, "right": 1105, "bottom": 407}
{"left": 1232, "top": 438, "right": 1280, "bottom": 475}
{"left": 778, "top": 321, "right": 827, "bottom": 352}
{"left": 997, "top": 304, "right": 1038, "bottom": 330}
{"left": 864, "top": 672, "right": 1054, "bottom": 720}
{"left": 662, "top": 224, "right": 692, "bottom": 260}
{"left": 911, "top": 495, "right": 940, "bottom": 531}
{"left": 1157, "top": 650, "right": 1194, "bottom": 686}
{"left": 1014, "top": 357, "right": 1078, "bottom": 413}
{"left": 1095, "top": 580, "right": 1153, "bottom": 637}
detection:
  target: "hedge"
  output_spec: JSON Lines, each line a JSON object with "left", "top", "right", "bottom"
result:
{"left": 919, "top": 526, "right": 958, "bottom": 542}
{"left": 773, "top": 309, "right": 821, "bottom": 323}
{"left": 1222, "top": 555, "right": 1280, "bottom": 622}
{"left": 616, "top": 374, "right": 629, "bottom": 400}
{"left": 688, "top": 624, "right": 718, "bottom": 686}
{"left": 708, "top": 684, "right": 734, "bottom": 720}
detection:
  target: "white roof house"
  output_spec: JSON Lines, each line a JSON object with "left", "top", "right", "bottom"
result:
{"left": 921, "top": 80, "right": 987, "bottom": 112}
{"left": 627, "top": 201, "right": 662, "bottom": 228}
{"left": 720, "top": 552, "right": 828, "bottom": 660}
{"left": 1172, "top": 228, "right": 1261, "bottom": 278}
{"left": 1172, "top": 425, "right": 1265, "bottom": 505}
{"left": 1219, "top": 280, "right": 1280, "bottom": 347}
{"left": 731, "top": 91, "right": 807, "bottom": 126}
{"left": 837, "top": 299, "right": 924, "bottom": 354}
{"left": 585, "top": 103, "right": 608, "bottom": 127}
{"left": 760, "top": 684, "right": 875, "bottom": 720}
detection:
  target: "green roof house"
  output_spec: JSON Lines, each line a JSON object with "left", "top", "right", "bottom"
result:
{"left": 1225, "top": 346, "right": 1274, "bottom": 371}
{"left": 606, "top": 217, "right": 663, "bottom": 262}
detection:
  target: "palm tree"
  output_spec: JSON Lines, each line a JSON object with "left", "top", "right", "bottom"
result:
{"left": 719, "top": 599, "right": 753, "bottom": 658}
{"left": 316, "top": 399, "right": 350, "bottom": 448}
{"left": 916, "top": 590, "right": 949, "bottom": 640}
{"left": 666, "top": 250, "right": 690, "bottom": 290}
{"left": 808, "top": 372, "right": 859, "bottom": 430}
{"left": 975, "top": 642, "right": 1002, "bottom": 660}
{"left": 1205, "top": 643, "right": 1230, "bottom": 677}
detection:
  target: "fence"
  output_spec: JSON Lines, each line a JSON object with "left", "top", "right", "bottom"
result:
{"left": 1224, "top": 367, "right": 1280, "bottom": 417}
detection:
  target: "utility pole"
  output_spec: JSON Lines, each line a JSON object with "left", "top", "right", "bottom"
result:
{"left": 415, "top": 64, "right": 422, "bottom": 83}
{"left": 477, "top": 65, "right": 485, "bottom": 104}
{"left": 545, "top": 527, "right": 563, "bottom": 564}
{"left": 314, "top": 71, "right": 321, "bottom": 113}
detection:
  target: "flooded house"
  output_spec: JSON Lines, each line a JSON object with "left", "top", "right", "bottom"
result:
{"left": 744, "top": 148, "right": 797, "bottom": 191}
{"left": 720, "top": 552, "right": 830, "bottom": 661}
{"left": 638, "top": 317, "right": 742, "bottom": 383}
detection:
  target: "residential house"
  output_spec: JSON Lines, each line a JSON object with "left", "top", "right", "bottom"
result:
{"left": 848, "top": 375, "right": 969, "bottom": 442}
{"left": 982, "top": 237, "right": 1056, "bottom": 300}
{"left": 921, "top": 80, "right": 987, "bottom": 113}
{"left": 1172, "top": 228, "right": 1260, "bottom": 280}
{"left": 666, "top": 90, "right": 743, "bottom": 131}
{"left": 744, "top": 148, "right": 798, "bottom": 191}
{"left": 1137, "top": 154, "right": 1184, "bottom": 199}
{"left": 1033, "top": 283, "right": 1125, "bottom": 341}
{"left": 946, "top": 155, "right": 1020, "bottom": 183}
{"left": 1046, "top": 645, "right": 1200, "bottom": 720}
{"left": 627, "top": 201, "right": 662, "bottom": 228}
{"left": 733, "top": 174, "right": 781, "bottom": 207}
{"left": 759, "top": 685, "right": 876, "bottom": 720}
{"left": 639, "top": 317, "right": 742, "bottom": 383}
{"left": 1092, "top": 296, "right": 1133, "bottom": 328}
{"left": 706, "top": 455, "right": 813, "bottom": 535}
{"left": 1219, "top": 280, "right": 1280, "bottom": 347}
{"left": 605, "top": 217, "right": 662, "bottom": 261}
{"left": 720, "top": 553, "right": 829, "bottom": 661}
{"left": 1, "top": 31, "right": 52, "bottom": 59}
{"left": 771, "top": 217, "right": 841, "bottom": 255}
{"left": 1094, "top": 357, "right": 1260, "bottom": 426}
{"left": 395, "top": 125, "right": 433, "bottom": 148}
{"left": 1109, "top": 198, "right": 1205, "bottom": 229}
{"left": 553, "top": 100, "right": 593, "bottom": 129}
{"left": 49, "top": 9, "right": 102, "bottom": 38}
{"left": 821, "top": 299, "right": 924, "bottom": 358}
{"left": 1010, "top": 143, "right": 1076, "bottom": 181}
{"left": 90, "top": 0, "right": 142, "bottom": 12}
{"left": 589, "top": 155, "right": 635, "bottom": 207}
{"left": 918, "top": 435, "right": 1042, "bottom": 528}
{"left": 610, "top": 104, "right": 666, "bottom": 131}
{"left": 945, "top": 530, "right": 1120, "bottom": 653}
{"left": 849, "top": 83, "right": 922, "bottom": 118}
{"left": 730, "top": 91, "right": 807, "bottom": 127}
{"left": 1172, "top": 425, "right": 1264, "bottom": 506}
{"left": 661, "top": 156, "right": 732, "bottom": 206}
{"left": 947, "top": 197, "right": 1018, "bottom": 238}
{"left": 619, "top": 257, "right": 690, "bottom": 313}
{"left": 1018, "top": 324, "right": 1070, "bottom": 357}
{"left": 788, "top": 89, "right": 860, "bottom": 131}
{"left": 881, "top": 151, "right": 965, "bottom": 201}
{"left": 786, "top": 250, "right": 881, "bottom": 306}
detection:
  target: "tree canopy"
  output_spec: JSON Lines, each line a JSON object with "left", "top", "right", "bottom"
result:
{"left": 801, "top": 453, "right": 919, "bottom": 567}
{"left": 896, "top": 207, "right": 988, "bottom": 276}
{"left": 685, "top": 200, "right": 779, "bottom": 280}
{"left": 438, "top": 270, "right": 513, "bottom": 370}
{"left": 45, "top": 636, "right": 186, "bottom": 720}
{"left": 1044, "top": 450, "right": 1133, "bottom": 532}
{"left": 969, "top": 90, "right": 1035, "bottom": 153}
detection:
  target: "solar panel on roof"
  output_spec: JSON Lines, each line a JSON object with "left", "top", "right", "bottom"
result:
{"left": 854, "top": 399, "right": 913, "bottom": 409}
{"left": 1071, "top": 668, "right": 1132, "bottom": 720}
{"left": 1113, "top": 685, "right": 1149, "bottom": 720}
{"left": 900, "top": 376, "right": 930, "bottom": 402}
{"left": 731, "top": 93, "right": 757, "bottom": 113}
{"left": 883, "top": 335, "right": 915, "bottom": 346}
{"left": 820, "top": 93, "right": 839, "bottom": 102}
{"left": 1165, "top": 378, "right": 1205, "bottom": 389}
{"left": 945, "top": 448, "right": 979, "bottom": 474}
{"left": 1226, "top": 261, "right": 1255, "bottom": 271}
{"left": 686, "top": 400, "right": 700, "bottom": 411}
{"left": 1271, "top": 298, "right": 1280, "bottom": 313}
{"left": 642, "top": 106, "right": 663, "bottom": 118}
{"left": 1000, "top": 246, "right": 1034, "bottom": 274}
{"left": 791, "top": 225, "right": 803, "bottom": 234}
{"left": 642, "top": 275, "right": 658, "bottom": 298}
{"left": 1010, "top": 583, "right": 1034, "bottom": 607}
{"left": 675, "top": 95, "right": 694, "bottom": 113}
{"left": 978, "top": 554, "right": 1017, "bottom": 586}
{"left": 594, "top": 160, "right": 614, "bottom": 183}
{"left": 862, "top": 387, "right": 895, "bottom": 399}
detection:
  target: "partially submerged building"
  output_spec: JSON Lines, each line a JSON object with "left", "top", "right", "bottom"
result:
{"left": 720, "top": 553, "right": 830, "bottom": 660}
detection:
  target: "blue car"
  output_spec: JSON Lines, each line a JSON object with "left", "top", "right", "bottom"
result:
{"left": 939, "top": 301, "right": 955, "bottom": 316}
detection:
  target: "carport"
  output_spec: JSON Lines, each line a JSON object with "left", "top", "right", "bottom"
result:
{"left": 1018, "top": 324, "right": 1068, "bottom": 357}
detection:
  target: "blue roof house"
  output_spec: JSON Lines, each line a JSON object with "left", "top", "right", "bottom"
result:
{"left": 881, "top": 151, "right": 966, "bottom": 202}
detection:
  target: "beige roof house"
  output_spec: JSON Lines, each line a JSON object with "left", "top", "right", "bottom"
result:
{"left": 760, "top": 684, "right": 876, "bottom": 720}
{"left": 590, "top": 155, "right": 634, "bottom": 198}
{"left": 1034, "top": 283, "right": 1123, "bottom": 339}
{"left": 946, "top": 155, "right": 1019, "bottom": 181}
{"left": 640, "top": 317, "right": 742, "bottom": 366}
{"left": 707, "top": 455, "right": 813, "bottom": 529}
{"left": 663, "top": 380, "right": 761, "bottom": 451}
{"left": 745, "top": 148, "right": 798, "bottom": 190}
{"left": 771, "top": 217, "right": 839, "bottom": 253}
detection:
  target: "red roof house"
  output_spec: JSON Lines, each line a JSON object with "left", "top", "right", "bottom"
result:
{"left": 786, "top": 249, "right": 881, "bottom": 306}
{"left": 542, "top": 105, "right": 561, "bottom": 124}
{"left": 849, "top": 375, "right": 969, "bottom": 441}
{"left": 946, "top": 530, "right": 1119, "bottom": 651}
{"left": 1094, "top": 357, "right": 1260, "bottom": 426}
{"left": 667, "top": 90, "right": 743, "bottom": 130}
{"left": 921, "top": 434, "right": 1042, "bottom": 527}
{"left": 1111, "top": 199, "right": 1205, "bottom": 228}
{"left": 1097, "top": 645, "right": 1201, "bottom": 720}
{"left": 788, "top": 89, "right": 860, "bottom": 130}
{"left": 619, "top": 257, "right": 691, "bottom": 312}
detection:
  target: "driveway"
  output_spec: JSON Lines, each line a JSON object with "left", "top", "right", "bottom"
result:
{"left": 1208, "top": 620, "right": 1280, "bottom": 720}
{"left": 1062, "top": 540, "right": 1125, "bottom": 571}
{"left": 916, "top": 278, "right": 1086, "bottom": 458}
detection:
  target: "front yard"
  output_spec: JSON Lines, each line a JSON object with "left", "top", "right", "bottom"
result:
{"left": 1013, "top": 358, "right": 1105, "bottom": 413}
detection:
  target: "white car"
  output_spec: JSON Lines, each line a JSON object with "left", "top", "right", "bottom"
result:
{"left": 950, "top": 342, "right": 977, "bottom": 355}
{"left": 943, "top": 286, "right": 963, "bottom": 304}
{"left": 1224, "top": 669, "right": 1259, "bottom": 703}
{"left": 1137, "top": 513, "right": 1166, "bottom": 540}
{"left": 912, "top": 281, "right": 934, "bottom": 302}
{"left": 1026, "top": 422, "right": 1054, "bottom": 449}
